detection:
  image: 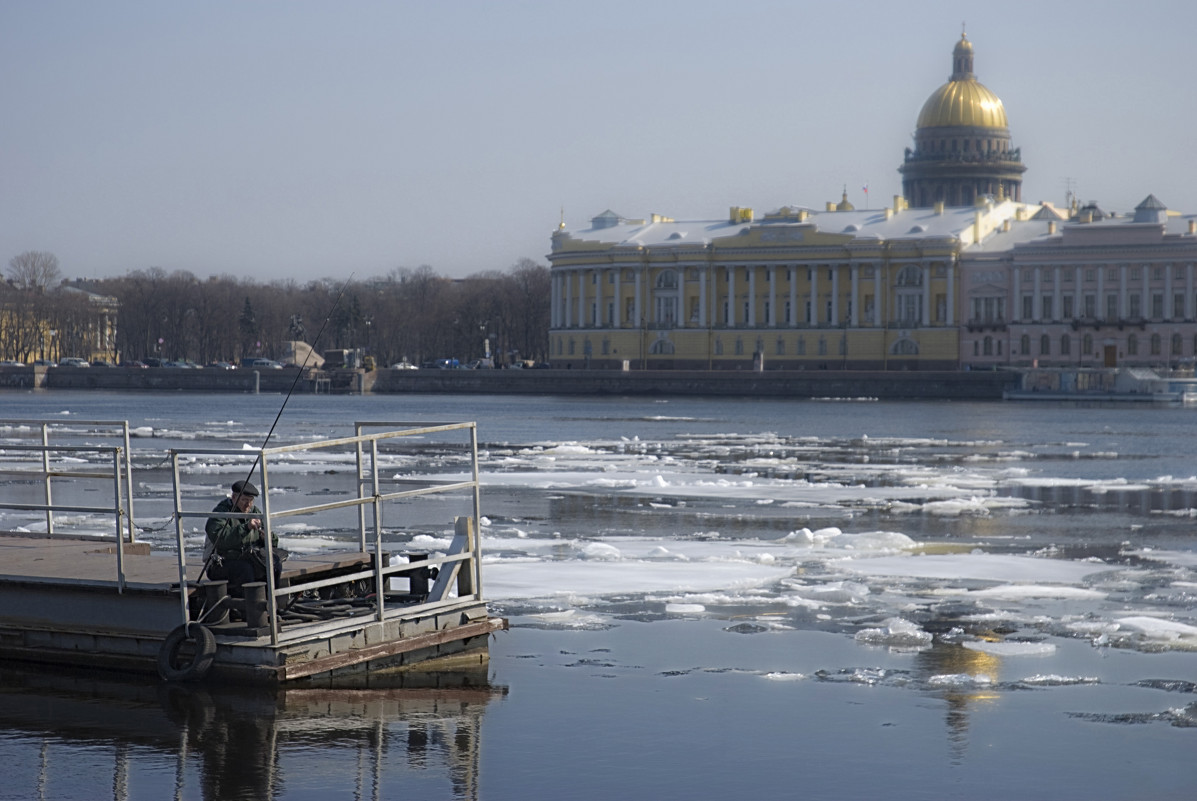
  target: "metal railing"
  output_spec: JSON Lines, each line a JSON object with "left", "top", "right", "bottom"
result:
{"left": 0, "top": 419, "right": 136, "bottom": 591}
{"left": 170, "top": 421, "right": 483, "bottom": 645}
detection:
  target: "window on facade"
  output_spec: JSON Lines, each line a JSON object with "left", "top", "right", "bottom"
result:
{"left": 1061, "top": 334, "right": 1071, "bottom": 355}
{"left": 1022, "top": 270, "right": 1032, "bottom": 283}
{"left": 785, "top": 300, "right": 792, "bottom": 324}
{"left": 592, "top": 303, "right": 599, "bottom": 326}
{"left": 1022, "top": 295, "right": 1033, "bottom": 319}
{"left": 656, "top": 271, "right": 678, "bottom": 289}
{"left": 602, "top": 339, "right": 610, "bottom": 355}
{"left": 1040, "top": 334, "right": 1050, "bottom": 355}
{"left": 1128, "top": 334, "right": 1138, "bottom": 356}
{"left": 656, "top": 297, "right": 676, "bottom": 325}
{"left": 743, "top": 302, "right": 750, "bottom": 324}
{"left": 1108, "top": 268, "right": 1118, "bottom": 282}
{"left": 935, "top": 294, "right": 946, "bottom": 323}
{"left": 1151, "top": 334, "right": 1162, "bottom": 355}
{"left": 626, "top": 299, "right": 635, "bottom": 324}
{"left": 797, "top": 337, "right": 806, "bottom": 355}
{"left": 755, "top": 337, "right": 764, "bottom": 355}
{"left": 1172, "top": 333, "right": 1183, "bottom": 356}
{"left": 776, "top": 338, "right": 785, "bottom": 355}
{"left": 1083, "top": 334, "right": 1093, "bottom": 354}
{"left": 734, "top": 339, "right": 744, "bottom": 355}
{"left": 997, "top": 340, "right": 1003, "bottom": 355}
{"left": 1131, "top": 267, "right": 1140, "bottom": 281}
{"left": 1154, "top": 267, "right": 1164, "bottom": 281}
{"left": 1129, "top": 294, "right": 1140, "bottom": 318}
{"left": 568, "top": 339, "right": 575, "bottom": 355}
{"left": 1086, "top": 268, "right": 1095, "bottom": 283}
{"left": 864, "top": 295, "right": 874, "bottom": 322}
{"left": 818, "top": 337, "right": 827, "bottom": 356}
{"left": 1175, "top": 293, "right": 1185, "bottom": 319}
{"left": 1063, "top": 295, "right": 1074, "bottom": 319}
{"left": 897, "top": 266, "right": 922, "bottom": 286}
{"left": 1020, "top": 334, "right": 1030, "bottom": 355}
{"left": 838, "top": 336, "right": 846, "bottom": 355}
{"left": 1084, "top": 295, "right": 1096, "bottom": 317}
{"left": 1064, "top": 268, "right": 1074, "bottom": 283}
{"left": 826, "top": 300, "right": 834, "bottom": 324}
{"left": 723, "top": 301, "right": 729, "bottom": 325}
{"left": 1106, "top": 294, "right": 1118, "bottom": 320}
{"left": 608, "top": 302, "right": 615, "bottom": 326}
{"left": 714, "top": 339, "right": 723, "bottom": 355}
{"left": 1152, "top": 294, "right": 1163, "bottom": 319}
{"left": 983, "top": 337, "right": 993, "bottom": 356}
{"left": 764, "top": 302, "right": 771, "bottom": 323}
{"left": 1041, "top": 296, "right": 1052, "bottom": 320}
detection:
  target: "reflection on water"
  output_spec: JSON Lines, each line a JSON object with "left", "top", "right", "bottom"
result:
{"left": 0, "top": 662, "right": 505, "bottom": 801}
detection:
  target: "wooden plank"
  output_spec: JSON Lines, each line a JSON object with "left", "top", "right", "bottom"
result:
{"left": 280, "top": 617, "right": 506, "bottom": 680}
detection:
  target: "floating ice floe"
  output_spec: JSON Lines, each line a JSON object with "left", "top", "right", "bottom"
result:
{"left": 854, "top": 617, "right": 933, "bottom": 649}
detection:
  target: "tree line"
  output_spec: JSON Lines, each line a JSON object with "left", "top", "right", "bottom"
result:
{"left": 2, "top": 252, "right": 551, "bottom": 367}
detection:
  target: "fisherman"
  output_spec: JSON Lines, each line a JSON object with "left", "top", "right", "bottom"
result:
{"left": 204, "top": 479, "right": 281, "bottom": 597}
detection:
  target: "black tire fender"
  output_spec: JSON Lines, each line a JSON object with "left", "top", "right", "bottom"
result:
{"left": 157, "top": 622, "right": 217, "bottom": 681}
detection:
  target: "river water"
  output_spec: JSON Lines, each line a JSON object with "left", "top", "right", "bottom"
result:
{"left": 1, "top": 390, "right": 1195, "bottom": 800}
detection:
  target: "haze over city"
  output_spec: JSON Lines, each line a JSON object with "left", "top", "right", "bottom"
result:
{"left": 3, "top": 0, "right": 1194, "bottom": 284}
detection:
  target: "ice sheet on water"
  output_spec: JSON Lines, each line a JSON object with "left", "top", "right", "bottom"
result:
{"left": 835, "top": 553, "right": 1116, "bottom": 584}
{"left": 963, "top": 640, "right": 1056, "bottom": 657}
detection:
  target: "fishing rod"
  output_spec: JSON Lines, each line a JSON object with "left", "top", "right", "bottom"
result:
{"left": 199, "top": 273, "right": 356, "bottom": 582}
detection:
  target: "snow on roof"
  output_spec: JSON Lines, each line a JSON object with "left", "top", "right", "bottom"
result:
{"left": 558, "top": 204, "right": 997, "bottom": 250}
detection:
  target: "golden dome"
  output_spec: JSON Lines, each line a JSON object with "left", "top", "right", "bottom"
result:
{"left": 915, "top": 33, "right": 1008, "bottom": 129}
{"left": 916, "top": 80, "right": 1008, "bottom": 128}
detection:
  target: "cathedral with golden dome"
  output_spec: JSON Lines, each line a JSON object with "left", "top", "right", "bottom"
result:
{"left": 546, "top": 33, "right": 1197, "bottom": 375}
{"left": 899, "top": 33, "right": 1025, "bottom": 207}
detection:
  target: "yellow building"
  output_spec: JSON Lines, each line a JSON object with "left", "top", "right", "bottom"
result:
{"left": 549, "top": 198, "right": 1037, "bottom": 370}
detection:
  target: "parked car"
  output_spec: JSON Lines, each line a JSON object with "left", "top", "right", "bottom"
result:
{"left": 59, "top": 357, "right": 90, "bottom": 368}
{"left": 90, "top": 360, "right": 112, "bottom": 367}
{"left": 250, "top": 358, "right": 284, "bottom": 369}
{"left": 126, "top": 360, "right": 148, "bottom": 368}
{"left": 0, "top": 359, "right": 26, "bottom": 367}
{"left": 33, "top": 359, "right": 56, "bottom": 367}
{"left": 206, "top": 361, "right": 236, "bottom": 370}
{"left": 389, "top": 360, "right": 418, "bottom": 370}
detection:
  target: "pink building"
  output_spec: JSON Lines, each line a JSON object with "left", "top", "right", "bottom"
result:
{"left": 961, "top": 196, "right": 1197, "bottom": 370}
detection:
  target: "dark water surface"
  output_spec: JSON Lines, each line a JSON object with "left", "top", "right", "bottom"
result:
{"left": 1, "top": 391, "right": 1195, "bottom": 799}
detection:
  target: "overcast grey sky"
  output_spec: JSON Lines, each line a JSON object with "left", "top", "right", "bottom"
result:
{"left": 3, "top": 0, "right": 1194, "bottom": 283}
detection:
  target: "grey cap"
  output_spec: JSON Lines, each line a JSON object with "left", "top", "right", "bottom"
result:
{"left": 232, "top": 479, "right": 259, "bottom": 497}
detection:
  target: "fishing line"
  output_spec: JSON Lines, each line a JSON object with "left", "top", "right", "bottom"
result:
{"left": 245, "top": 272, "right": 356, "bottom": 480}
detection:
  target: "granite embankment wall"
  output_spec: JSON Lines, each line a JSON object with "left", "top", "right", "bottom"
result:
{"left": 0, "top": 365, "right": 1018, "bottom": 400}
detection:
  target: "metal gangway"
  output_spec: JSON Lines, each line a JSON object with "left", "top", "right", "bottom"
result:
{"left": 169, "top": 421, "right": 484, "bottom": 647}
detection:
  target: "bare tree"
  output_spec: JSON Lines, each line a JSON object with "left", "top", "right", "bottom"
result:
{"left": 7, "top": 251, "right": 62, "bottom": 291}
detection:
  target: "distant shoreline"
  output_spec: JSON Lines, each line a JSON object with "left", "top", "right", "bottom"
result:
{"left": 0, "top": 365, "right": 1018, "bottom": 400}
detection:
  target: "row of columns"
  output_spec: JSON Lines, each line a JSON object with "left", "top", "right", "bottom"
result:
{"left": 550, "top": 263, "right": 952, "bottom": 330}
{"left": 1012, "top": 263, "right": 1196, "bottom": 323}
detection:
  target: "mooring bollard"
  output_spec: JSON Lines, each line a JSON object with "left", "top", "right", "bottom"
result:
{"left": 243, "top": 581, "right": 269, "bottom": 628}
{"left": 200, "top": 580, "right": 230, "bottom": 625}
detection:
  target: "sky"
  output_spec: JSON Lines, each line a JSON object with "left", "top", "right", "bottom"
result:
{"left": 3, "top": 0, "right": 1196, "bottom": 284}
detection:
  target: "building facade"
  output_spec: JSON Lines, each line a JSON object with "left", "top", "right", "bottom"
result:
{"left": 547, "top": 33, "right": 1197, "bottom": 373}
{"left": 960, "top": 197, "right": 1197, "bottom": 370}
{"left": 548, "top": 199, "right": 1032, "bottom": 371}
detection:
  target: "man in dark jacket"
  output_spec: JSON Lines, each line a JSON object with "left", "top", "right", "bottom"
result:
{"left": 205, "top": 479, "right": 280, "bottom": 596}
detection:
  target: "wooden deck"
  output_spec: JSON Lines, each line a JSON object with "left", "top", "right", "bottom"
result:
{"left": 0, "top": 534, "right": 372, "bottom": 592}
